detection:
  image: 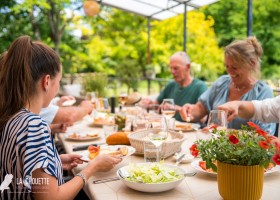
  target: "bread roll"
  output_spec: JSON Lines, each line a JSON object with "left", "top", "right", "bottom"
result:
{"left": 106, "top": 132, "right": 130, "bottom": 145}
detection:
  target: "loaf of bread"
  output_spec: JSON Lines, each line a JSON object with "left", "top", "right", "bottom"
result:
{"left": 106, "top": 132, "right": 130, "bottom": 145}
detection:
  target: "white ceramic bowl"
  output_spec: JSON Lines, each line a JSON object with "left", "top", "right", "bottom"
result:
{"left": 116, "top": 163, "right": 186, "bottom": 193}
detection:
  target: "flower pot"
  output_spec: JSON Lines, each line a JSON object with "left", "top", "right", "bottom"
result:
{"left": 217, "top": 161, "right": 264, "bottom": 200}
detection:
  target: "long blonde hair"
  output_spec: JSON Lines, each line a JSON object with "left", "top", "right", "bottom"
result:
{"left": 224, "top": 36, "right": 263, "bottom": 79}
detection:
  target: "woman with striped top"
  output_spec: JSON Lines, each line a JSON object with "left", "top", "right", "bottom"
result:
{"left": 0, "top": 36, "right": 122, "bottom": 200}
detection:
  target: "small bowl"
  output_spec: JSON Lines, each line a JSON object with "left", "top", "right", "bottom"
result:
{"left": 116, "top": 163, "right": 186, "bottom": 193}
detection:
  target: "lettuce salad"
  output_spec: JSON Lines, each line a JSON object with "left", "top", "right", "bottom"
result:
{"left": 125, "top": 162, "right": 183, "bottom": 184}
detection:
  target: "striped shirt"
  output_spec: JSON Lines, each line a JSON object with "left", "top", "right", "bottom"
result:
{"left": 0, "top": 109, "right": 64, "bottom": 200}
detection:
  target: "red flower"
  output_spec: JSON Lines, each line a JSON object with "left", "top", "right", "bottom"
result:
{"left": 256, "top": 129, "right": 268, "bottom": 137}
{"left": 258, "top": 141, "right": 270, "bottom": 149}
{"left": 229, "top": 134, "right": 239, "bottom": 144}
{"left": 272, "top": 154, "right": 280, "bottom": 165}
{"left": 189, "top": 144, "right": 199, "bottom": 157}
{"left": 247, "top": 122, "right": 261, "bottom": 130}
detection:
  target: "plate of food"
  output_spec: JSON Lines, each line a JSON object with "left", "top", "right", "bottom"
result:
{"left": 174, "top": 122, "right": 200, "bottom": 132}
{"left": 191, "top": 160, "right": 280, "bottom": 177}
{"left": 91, "top": 113, "right": 115, "bottom": 127}
{"left": 80, "top": 145, "right": 136, "bottom": 161}
{"left": 65, "top": 132, "right": 99, "bottom": 141}
{"left": 191, "top": 160, "right": 217, "bottom": 177}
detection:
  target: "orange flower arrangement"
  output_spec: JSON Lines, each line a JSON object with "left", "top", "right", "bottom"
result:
{"left": 190, "top": 122, "right": 280, "bottom": 172}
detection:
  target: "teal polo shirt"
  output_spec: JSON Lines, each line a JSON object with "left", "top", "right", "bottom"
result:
{"left": 157, "top": 79, "right": 207, "bottom": 121}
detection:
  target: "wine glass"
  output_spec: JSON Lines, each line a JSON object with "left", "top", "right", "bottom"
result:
{"left": 146, "top": 115, "right": 168, "bottom": 148}
{"left": 161, "top": 99, "right": 175, "bottom": 119}
{"left": 161, "top": 99, "right": 176, "bottom": 129}
{"left": 207, "top": 110, "right": 227, "bottom": 133}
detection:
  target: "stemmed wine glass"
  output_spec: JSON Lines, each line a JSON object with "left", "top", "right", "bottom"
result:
{"left": 146, "top": 115, "right": 168, "bottom": 149}
{"left": 161, "top": 99, "right": 176, "bottom": 129}
{"left": 207, "top": 110, "right": 227, "bottom": 133}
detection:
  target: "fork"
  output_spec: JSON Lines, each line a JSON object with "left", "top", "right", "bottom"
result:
{"left": 93, "top": 177, "right": 120, "bottom": 184}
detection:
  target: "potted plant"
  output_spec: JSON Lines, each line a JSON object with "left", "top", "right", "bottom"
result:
{"left": 81, "top": 73, "right": 108, "bottom": 97}
{"left": 190, "top": 122, "right": 280, "bottom": 200}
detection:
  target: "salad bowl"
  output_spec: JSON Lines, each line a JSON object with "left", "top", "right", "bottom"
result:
{"left": 116, "top": 162, "right": 186, "bottom": 192}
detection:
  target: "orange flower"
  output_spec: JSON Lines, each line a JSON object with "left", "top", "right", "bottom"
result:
{"left": 258, "top": 141, "right": 270, "bottom": 149}
{"left": 229, "top": 134, "right": 239, "bottom": 144}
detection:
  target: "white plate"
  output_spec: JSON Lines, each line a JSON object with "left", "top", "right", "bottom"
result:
{"left": 80, "top": 145, "right": 136, "bottom": 161}
{"left": 264, "top": 165, "right": 280, "bottom": 176}
{"left": 173, "top": 153, "right": 195, "bottom": 163}
{"left": 174, "top": 122, "right": 200, "bottom": 132}
{"left": 191, "top": 160, "right": 280, "bottom": 177}
{"left": 62, "top": 99, "right": 76, "bottom": 106}
{"left": 116, "top": 163, "right": 185, "bottom": 193}
{"left": 65, "top": 132, "right": 100, "bottom": 141}
{"left": 191, "top": 160, "right": 217, "bottom": 177}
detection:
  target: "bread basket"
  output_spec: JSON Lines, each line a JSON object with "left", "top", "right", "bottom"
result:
{"left": 128, "top": 129, "right": 185, "bottom": 158}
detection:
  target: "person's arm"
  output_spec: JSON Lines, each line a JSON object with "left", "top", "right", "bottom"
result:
{"left": 52, "top": 100, "right": 93, "bottom": 124}
{"left": 32, "top": 154, "right": 122, "bottom": 200}
{"left": 218, "top": 101, "right": 255, "bottom": 121}
{"left": 50, "top": 123, "right": 68, "bottom": 133}
{"left": 180, "top": 101, "right": 207, "bottom": 122}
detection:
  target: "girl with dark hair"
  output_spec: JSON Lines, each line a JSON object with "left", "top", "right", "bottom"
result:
{"left": 0, "top": 36, "right": 121, "bottom": 199}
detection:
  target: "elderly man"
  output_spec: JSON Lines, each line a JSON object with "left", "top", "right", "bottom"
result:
{"left": 143, "top": 51, "right": 207, "bottom": 122}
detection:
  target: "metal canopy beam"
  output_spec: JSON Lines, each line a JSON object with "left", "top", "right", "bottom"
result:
{"left": 247, "top": 0, "right": 253, "bottom": 36}
{"left": 99, "top": 0, "right": 219, "bottom": 21}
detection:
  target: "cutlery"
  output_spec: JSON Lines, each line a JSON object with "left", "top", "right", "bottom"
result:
{"left": 93, "top": 177, "right": 120, "bottom": 184}
{"left": 175, "top": 153, "right": 186, "bottom": 166}
{"left": 182, "top": 172, "right": 196, "bottom": 177}
{"left": 72, "top": 143, "right": 105, "bottom": 151}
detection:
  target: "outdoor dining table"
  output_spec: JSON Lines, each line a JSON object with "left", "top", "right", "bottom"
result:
{"left": 58, "top": 117, "right": 280, "bottom": 200}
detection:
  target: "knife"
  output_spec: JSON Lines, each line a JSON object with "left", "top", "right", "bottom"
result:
{"left": 72, "top": 143, "right": 105, "bottom": 151}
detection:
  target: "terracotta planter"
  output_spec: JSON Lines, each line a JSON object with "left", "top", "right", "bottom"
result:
{"left": 217, "top": 161, "right": 264, "bottom": 200}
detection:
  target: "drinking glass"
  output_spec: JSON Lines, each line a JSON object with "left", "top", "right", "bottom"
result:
{"left": 161, "top": 99, "right": 176, "bottom": 119}
{"left": 96, "top": 98, "right": 110, "bottom": 113}
{"left": 146, "top": 115, "right": 168, "bottom": 149}
{"left": 207, "top": 110, "right": 227, "bottom": 131}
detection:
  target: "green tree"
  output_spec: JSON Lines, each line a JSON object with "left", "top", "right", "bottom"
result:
{"left": 203, "top": 0, "right": 280, "bottom": 78}
{"left": 151, "top": 11, "right": 224, "bottom": 81}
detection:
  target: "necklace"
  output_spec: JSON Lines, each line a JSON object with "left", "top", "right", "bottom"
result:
{"left": 231, "top": 81, "right": 254, "bottom": 92}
